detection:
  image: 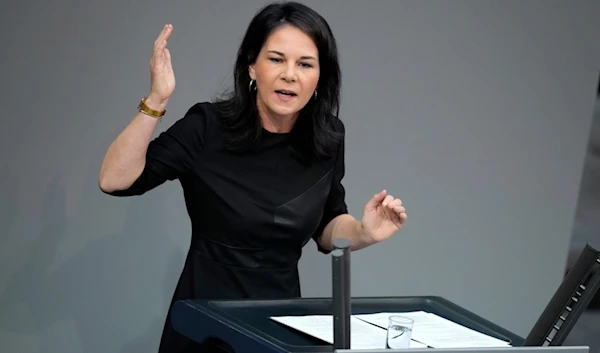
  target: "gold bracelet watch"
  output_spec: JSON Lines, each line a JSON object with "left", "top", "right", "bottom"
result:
{"left": 138, "top": 97, "right": 166, "bottom": 119}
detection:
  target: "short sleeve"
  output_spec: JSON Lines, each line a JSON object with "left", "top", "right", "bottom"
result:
{"left": 107, "top": 103, "right": 209, "bottom": 197}
{"left": 312, "top": 123, "right": 349, "bottom": 254}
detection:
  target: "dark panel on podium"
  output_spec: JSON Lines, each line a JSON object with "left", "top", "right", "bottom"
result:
{"left": 171, "top": 296, "right": 523, "bottom": 353}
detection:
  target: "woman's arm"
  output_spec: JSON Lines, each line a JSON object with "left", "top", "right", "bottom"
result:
{"left": 318, "top": 214, "right": 372, "bottom": 251}
{"left": 99, "top": 97, "right": 167, "bottom": 193}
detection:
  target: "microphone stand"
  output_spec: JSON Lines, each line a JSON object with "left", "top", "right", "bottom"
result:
{"left": 332, "top": 238, "right": 351, "bottom": 351}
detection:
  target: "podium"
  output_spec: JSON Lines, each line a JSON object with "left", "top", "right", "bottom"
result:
{"left": 171, "top": 239, "right": 592, "bottom": 353}
{"left": 171, "top": 295, "right": 523, "bottom": 353}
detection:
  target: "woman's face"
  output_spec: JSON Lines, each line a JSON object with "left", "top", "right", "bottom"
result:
{"left": 249, "top": 25, "right": 320, "bottom": 128}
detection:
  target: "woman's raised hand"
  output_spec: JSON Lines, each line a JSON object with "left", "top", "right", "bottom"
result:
{"left": 148, "top": 24, "right": 175, "bottom": 107}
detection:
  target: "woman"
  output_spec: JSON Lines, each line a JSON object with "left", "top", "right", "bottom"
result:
{"left": 98, "top": 2, "right": 407, "bottom": 352}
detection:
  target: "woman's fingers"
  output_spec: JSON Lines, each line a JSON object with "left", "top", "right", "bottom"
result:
{"left": 154, "top": 24, "right": 172, "bottom": 50}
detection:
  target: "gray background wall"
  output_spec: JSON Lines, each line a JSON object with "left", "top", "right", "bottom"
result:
{"left": 1, "top": 1, "right": 599, "bottom": 352}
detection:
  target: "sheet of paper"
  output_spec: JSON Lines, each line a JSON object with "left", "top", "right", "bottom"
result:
{"left": 270, "top": 315, "right": 428, "bottom": 349}
{"left": 354, "top": 311, "right": 511, "bottom": 349}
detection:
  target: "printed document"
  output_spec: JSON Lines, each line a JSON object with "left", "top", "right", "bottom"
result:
{"left": 354, "top": 311, "right": 512, "bottom": 348}
{"left": 270, "top": 315, "right": 428, "bottom": 349}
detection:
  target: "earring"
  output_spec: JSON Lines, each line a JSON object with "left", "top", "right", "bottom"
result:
{"left": 314, "top": 90, "right": 317, "bottom": 99}
{"left": 249, "top": 79, "right": 256, "bottom": 92}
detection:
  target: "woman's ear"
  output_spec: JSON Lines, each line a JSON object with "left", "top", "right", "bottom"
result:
{"left": 248, "top": 65, "right": 256, "bottom": 80}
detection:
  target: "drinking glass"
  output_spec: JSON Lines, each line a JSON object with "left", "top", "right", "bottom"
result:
{"left": 386, "top": 316, "right": 414, "bottom": 349}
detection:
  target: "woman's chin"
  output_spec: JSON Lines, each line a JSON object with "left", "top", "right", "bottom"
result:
{"left": 268, "top": 102, "right": 302, "bottom": 118}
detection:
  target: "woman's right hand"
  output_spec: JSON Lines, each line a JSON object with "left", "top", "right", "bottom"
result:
{"left": 148, "top": 24, "right": 175, "bottom": 107}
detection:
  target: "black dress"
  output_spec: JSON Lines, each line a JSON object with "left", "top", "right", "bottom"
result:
{"left": 106, "top": 102, "right": 348, "bottom": 352}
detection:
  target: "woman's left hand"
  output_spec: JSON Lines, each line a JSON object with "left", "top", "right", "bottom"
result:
{"left": 360, "top": 189, "right": 407, "bottom": 244}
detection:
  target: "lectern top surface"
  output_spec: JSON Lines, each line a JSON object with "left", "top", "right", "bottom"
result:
{"left": 171, "top": 296, "right": 526, "bottom": 353}
{"left": 335, "top": 347, "right": 588, "bottom": 353}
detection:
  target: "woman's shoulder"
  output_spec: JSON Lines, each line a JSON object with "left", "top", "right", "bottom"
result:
{"left": 180, "top": 101, "right": 219, "bottom": 126}
{"left": 156, "top": 101, "right": 224, "bottom": 150}
{"left": 169, "top": 101, "right": 225, "bottom": 136}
